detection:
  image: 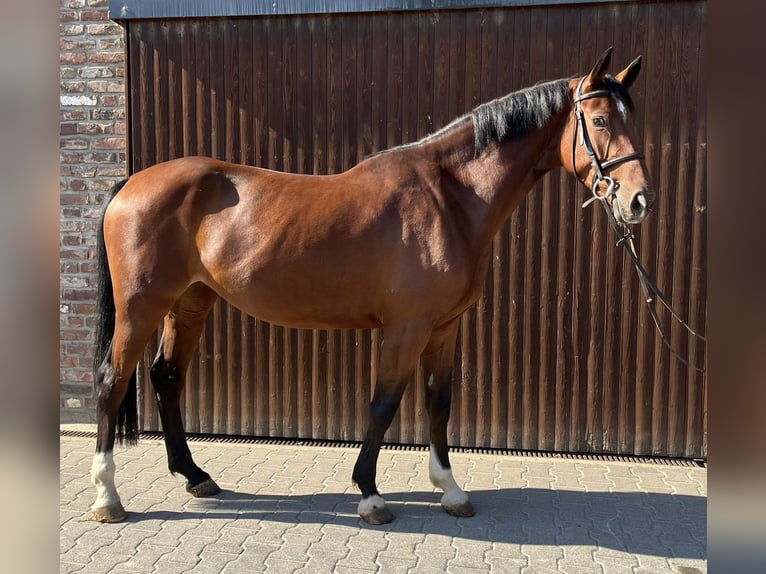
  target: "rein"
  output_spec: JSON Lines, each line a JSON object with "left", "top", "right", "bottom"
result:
{"left": 571, "top": 77, "right": 706, "bottom": 373}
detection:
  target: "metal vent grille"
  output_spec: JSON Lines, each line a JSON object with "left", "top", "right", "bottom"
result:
{"left": 60, "top": 429, "right": 706, "bottom": 467}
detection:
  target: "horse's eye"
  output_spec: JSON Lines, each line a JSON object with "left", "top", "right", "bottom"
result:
{"left": 592, "top": 116, "right": 607, "bottom": 129}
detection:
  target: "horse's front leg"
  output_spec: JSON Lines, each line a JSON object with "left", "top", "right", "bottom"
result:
{"left": 352, "top": 323, "right": 431, "bottom": 525}
{"left": 422, "top": 319, "right": 475, "bottom": 517}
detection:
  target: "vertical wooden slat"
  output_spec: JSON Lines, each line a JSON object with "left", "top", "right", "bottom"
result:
{"left": 668, "top": 1, "right": 702, "bottom": 457}
{"left": 599, "top": 5, "right": 621, "bottom": 454}
{"left": 537, "top": 6, "right": 563, "bottom": 453}
{"left": 555, "top": 4, "right": 579, "bottom": 453}
{"left": 615, "top": 1, "right": 642, "bottom": 455}
{"left": 686, "top": 1, "right": 707, "bottom": 457}
{"left": 506, "top": 6, "right": 529, "bottom": 450}
{"left": 522, "top": 6, "right": 546, "bottom": 451}
{"left": 153, "top": 23, "right": 168, "bottom": 164}
{"left": 652, "top": 1, "right": 682, "bottom": 455}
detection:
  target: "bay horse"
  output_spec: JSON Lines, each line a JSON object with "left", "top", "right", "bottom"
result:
{"left": 89, "top": 47, "right": 651, "bottom": 525}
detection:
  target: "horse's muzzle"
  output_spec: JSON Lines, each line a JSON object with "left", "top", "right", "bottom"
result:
{"left": 618, "top": 190, "right": 651, "bottom": 224}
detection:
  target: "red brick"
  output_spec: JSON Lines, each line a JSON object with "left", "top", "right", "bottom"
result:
{"left": 60, "top": 23, "right": 85, "bottom": 35}
{"left": 95, "top": 166, "right": 125, "bottom": 177}
{"left": 97, "top": 95, "right": 119, "bottom": 106}
{"left": 60, "top": 38, "right": 96, "bottom": 50}
{"left": 77, "top": 122, "right": 112, "bottom": 135}
{"left": 63, "top": 288, "right": 97, "bottom": 301}
{"left": 61, "top": 109, "right": 88, "bottom": 121}
{"left": 60, "top": 123, "right": 77, "bottom": 135}
{"left": 62, "top": 236, "right": 82, "bottom": 247}
{"left": 60, "top": 139, "right": 89, "bottom": 150}
{"left": 71, "top": 303, "right": 96, "bottom": 315}
{"left": 79, "top": 152, "right": 116, "bottom": 162}
{"left": 89, "top": 80, "right": 123, "bottom": 93}
{"left": 69, "top": 165, "right": 97, "bottom": 177}
{"left": 61, "top": 220, "right": 87, "bottom": 232}
{"left": 60, "top": 193, "right": 88, "bottom": 206}
{"left": 60, "top": 52, "right": 87, "bottom": 65}
{"left": 67, "top": 316, "right": 86, "bottom": 328}
{"left": 60, "top": 249, "right": 90, "bottom": 261}
{"left": 88, "top": 179, "right": 119, "bottom": 191}
{"left": 62, "top": 207, "right": 82, "bottom": 218}
{"left": 80, "top": 10, "right": 108, "bottom": 21}
{"left": 88, "top": 52, "right": 124, "bottom": 64}
{"left": 68, "top": 179, "right": 87, "bottom": 191}
{"left": 60, "top": 357, "right": 77, "bottom": 369}
{"left": 86, "top": 23, "right": 121, "bottom": 35}
{"left": 61, "top": 195, "right": 89, "bottom": 207}
{"left": 97, "top": 37, "right": 123, "bottom": 50}
{"left": 60, "top": 329, "right": 86, "bottom": 340}
{"left": 60, "top": 10, "right": 78, "bottom": 22}
{"left": 92, "top": 137, "right": 125, "bottom": 150}
{"left": 61, "top": 80, "right": 87, "bottom": 93}
{"left": 62, "top": 370, "right": 94, "bottom": 383}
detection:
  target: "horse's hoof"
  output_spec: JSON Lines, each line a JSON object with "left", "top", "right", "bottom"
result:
{"left": 186, "top": 478, "right": 221, "bottom": 497}
{"left": 443, "top": 499, "right": 476, "bottom": 517}
{"left": 360, "top": 506, "right": 395, "bottom": 525}
{"left": 358, "top": 495, "right": 395, "bottom": 525}
{"left": 89, "top": 501, "right": 127, "bottom": 523}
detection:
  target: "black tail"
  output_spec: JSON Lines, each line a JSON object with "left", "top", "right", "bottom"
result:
{"left": 93, "top": 178, "right": 138, "bottom": 446}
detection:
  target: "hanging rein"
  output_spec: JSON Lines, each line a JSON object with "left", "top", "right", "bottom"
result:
{"left": 571, "top": 77, "right": 706, "bottom": 373}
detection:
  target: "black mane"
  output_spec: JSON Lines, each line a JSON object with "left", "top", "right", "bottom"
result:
{"left": 471, "top": 78, "right": 571, "bottom": 155}
{"left": 369, "top": 74, "right": 633, "bottom": 158}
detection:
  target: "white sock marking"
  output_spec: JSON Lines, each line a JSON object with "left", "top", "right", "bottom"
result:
{"left": 90, "top": 451, "right": 121, "bottom": 509}
{"left": 429, "top": 444, "right": 469, "bottom": 508}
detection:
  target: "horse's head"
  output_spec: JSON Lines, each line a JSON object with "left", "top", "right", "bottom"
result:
{"left": 563, "top": 47, "right": 653, "bottom": 225}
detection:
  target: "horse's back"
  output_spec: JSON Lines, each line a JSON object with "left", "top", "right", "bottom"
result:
{"left": 103, "top": 155, "right": 475, "bottom": 330}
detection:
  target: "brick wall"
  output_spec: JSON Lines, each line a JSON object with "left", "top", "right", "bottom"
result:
{"left": 60, "top": 0, "right": 126, "bottom": 423}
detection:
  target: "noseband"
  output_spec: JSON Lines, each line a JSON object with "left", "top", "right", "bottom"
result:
{"left": 571, "top": 75, "right": 644, "bottom": 210}
{"left": 570, "top": 75, "right": 706, "bottom": 373}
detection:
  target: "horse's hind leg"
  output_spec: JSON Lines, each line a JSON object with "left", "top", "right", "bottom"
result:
{"left": 352, "top": 323, "right": 431, "bottom": 525}
{"left": 150, "top": 283, "right": 220, "bottom": 497}
{"left": 91, "top": 305, "right": 170, "bottom": 522}
{"left": 421, "top": 320, "right": 474, "bottom": 517}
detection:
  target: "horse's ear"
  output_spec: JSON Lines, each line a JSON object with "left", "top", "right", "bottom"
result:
{"left": 614, "top": 55, "right": 642, "bottom": 89}
{"left": 587, "top": 46, "right": 613, "bottom": 85}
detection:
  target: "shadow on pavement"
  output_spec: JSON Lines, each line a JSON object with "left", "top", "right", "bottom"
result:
{"left": 127, "top": 487, "right": 706, "bottom": 559}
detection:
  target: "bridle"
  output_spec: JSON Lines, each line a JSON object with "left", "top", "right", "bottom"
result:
{"left": 570, "top": 75, "right": 644, "bottom": 212}
{"left": 570, "top": 75, "right": 706, "bottom": 372}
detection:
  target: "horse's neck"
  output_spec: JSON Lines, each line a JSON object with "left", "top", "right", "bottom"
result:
{"left": 435, "top": 109, "right": 568, "bottom": 251}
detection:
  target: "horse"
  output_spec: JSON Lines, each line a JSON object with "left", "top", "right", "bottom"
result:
{"left": 89, "top": 47, "right": 652, "bottom": 525}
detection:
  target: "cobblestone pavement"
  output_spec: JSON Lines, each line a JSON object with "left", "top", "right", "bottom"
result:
{"left": 60, "top": 429, "right": 706, "bottom": 573}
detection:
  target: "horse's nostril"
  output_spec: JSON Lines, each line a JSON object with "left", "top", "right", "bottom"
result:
{"left": 630, "top": 193, "right": 647, "bottom": 215}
